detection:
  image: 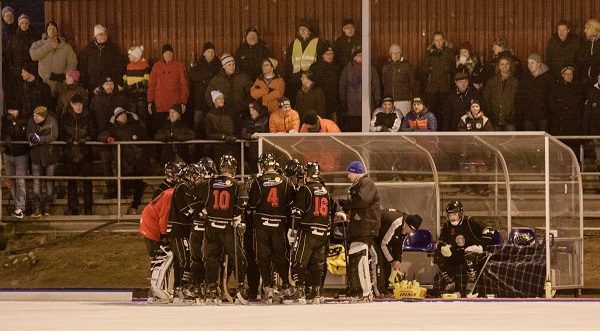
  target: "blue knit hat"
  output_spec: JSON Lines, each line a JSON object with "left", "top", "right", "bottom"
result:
{"left": 347, "top": 161, "right": 365, "bottom": 174}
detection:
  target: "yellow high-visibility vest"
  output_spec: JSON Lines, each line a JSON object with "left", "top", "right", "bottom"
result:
{"left": 292, "top": 38, "right": 318, "bottom": 73}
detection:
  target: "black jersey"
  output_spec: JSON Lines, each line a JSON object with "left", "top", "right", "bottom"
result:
{"left": 291, "top": 181, "right": 332, "bottom": 237}
{"left": 152, "top": 179, "right": 175, "bottom": 199}
{"left": 377, "top": 208, "right": 409, "bottom": 263}
{"left": 190, "top": 181, "right": 210, "bottom": 232}
{"left": 168, "top": 181, "right": 204, "bottom": 236}
{"left": 206, "top": 175, "right": 248, "bottom": 228}
{"left": 248, "top": 171, "right": 294, "bottom": 229}
{"left": 439, "top": 216, "right": 493, "bottom": 257}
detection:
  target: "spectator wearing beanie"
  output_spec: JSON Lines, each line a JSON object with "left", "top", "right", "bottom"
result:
{"left": 148, "top": 43, "right": 189, "bottom": 132}
{"left": 309, "top": 43, "right": 341, "bottom": 122}
{"left": 29, "top": 21, "right": 78, "bottom": 96}
{"left": 444, "top": 72, "right": 481, "bottom": 131}
{"left": 2, "top": 6, "right": 16, "bottom": 46}
{"left": 60, "top": 93, "right": 98, "bottom": 215}
{"left": 1, "top": 102, "right": 29, "bottom": 218}
{"left": 56, "top": 70, "right": 88, "bottom": 120}
{"left": 27, "top": 106, "right": 59, "bottom": 217}
{"left": 299, "top": 109, "right": 340, "bottom": 133}
{"left": 401, "top": 97, "right": 437, "bottom": 132}
{"left": 123, "top": 45, "right": 151, "bottom": 128}
{"left": 546, "top": 20, "right": 580, "bottom": 79}
{"left": 21, "top": 61, "right": 53, "bottom": 119}
{"left": 235, "top": 27, "right": 272, "bottom": 82}
{"left": 486, "top": 36, "right": 523, "bottom": 81}
{"left": 5, "top": 13, "right": 36, "bottom": 106}
{"left": 576, "top": 19, "right": 600, "bottom": 85}
{"left": 250, "top": 57, "right": 286, "bottom": 115}
{"left": 369, "top": 97, "right": 402, "bottom": 132}
{"left": 205, "top": 90, "right": 238, "bottom": 162}
{"left": 381, "top": 43, "right": 415, "bottom": 118}
{"left": 516, "top": 53, "right": 553, "bottom": 131}
{"left": 204, "top": 52, "right": 251, "bottom": 125}
{"left": 269, "top": 96, "right": 300, "bottom": 133}
{"left": 78, "top": 24, "right": 124, "bottom": 91}
{"left": 189, "top": 41, "right": 221, "bottom": 140}
{"left": 333, "top": 19, "right": 361, "bottom": 70}
{"left": 549, "top": 66, "right": 584, "bottom": 138}
{"left": 154, "top": 103, "right": 194, "bottom": 164}
{"left": 458, "top": 99, "right": 493, "bottom": 132}
{"left": 295, "top": 70, "right": 326, "bottom": 121}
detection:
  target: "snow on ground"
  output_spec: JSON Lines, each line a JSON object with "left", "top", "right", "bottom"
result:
{"left": 2, "top": 300, "right": 600, "bottom": 330}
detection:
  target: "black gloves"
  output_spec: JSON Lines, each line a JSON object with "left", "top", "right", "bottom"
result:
{"left": 50, "top": 73, "right": 66, "bottom": 82}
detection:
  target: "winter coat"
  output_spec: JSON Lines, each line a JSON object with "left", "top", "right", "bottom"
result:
{"left": 456, "top": 54, "right": 485, "bottom": 86}
{"left": 205, "top": 70, "right": 252, "bottom": 114}
{"left": 147, "top": 59, "right": 189, "bottom": 113}
{"left": 29, "top": 35, "right": 78, "bottom": 95}
{"left": 401, "top": 109, "right": 438, "bottom": 132}
{"left": 22, "top": 77, "right": 53, "bottom": 119}
{"left": 123, "top": 59, "right": 151, "bottom": 100}
{"left": 583, "top": 83, "right": 600, "bottom": 135}
{"left": 241, "top": 107, "right": 270, "bottom": 139}
{"left": 482, "top": 75, "right": 519, "bottom": 126}
{"left": 381, "top": 58, "right": 415, "bottom": 102}
{"left": 60, "top": 106, "right": 98, "bottom": 163}
{"left": 341, "top": 174, "right": 382, "bottom": 244}
{"left": 549, "top": 80, "right": 584, "bottom": 135}
{"left": 1, "top": 112, "right": 29, "bottom": 157}
{"left": 458, "top": 113, "right": 494, "bottom": 131}
{"left": 98, "top": 112, "right": 150, "bottom": 175}
{"left": 26, "top": 114, "right": 59, "bottom": 166}
{"left": 154, "top": 119, "right": 194, "bottom": 164}
{"left": 369, "top": 107, "right": 403, "bottom": 132}
{"left": 517, "top": 64, "right": 553, "bottom": 122}
{"left": 299, "top": 116, "right": 341, "bottom": 133}
{"left": 89, "top": 86, "right": 128, "bottom": 133}
{"left": 269, "top": 109, "right": 300, "bottom": 133}
{"left": 235, "top": 39, "right": 271, "bottom": 81}
{"left": 189, "top": 57, "right": 221, "bottom": 113}
{"left": 339, "top": 61, "right": 381, "bottom": 117}
{"left": 309, "top": 60, "right": 341, "bottom": 117}
{"left": 576, "top": 34, "right": 600, "bottom": 82}
{"left": 333, "top": 34, "right": 360, "bottom": 70}
{"left": 2, "top": 20, "right": 16, "bottom": 46}
{"left": 56, "top": 82, "right": 89, "bottom": 119}
{"left": 78, "top": 39, "right": 125, "bottom": 90}
{"left": 295, "top": 84, "right": 327, "bottom": 119}
{"left": 5, "top": 28, "right": 36, "bottom": 78}
{"left": 250, "top": 75, "right": 286, "bottom": 115}
{"left": 546, "top": 32, "right": 581, "bottom": 78}
{"left": 444, "top": 87, "right": 482, "bottom": 131}
{"left": 205, "top": 106, "right": 237, "bottom": 140}
{"left": 420, "top": 43, "right": 455, "bottom": 94}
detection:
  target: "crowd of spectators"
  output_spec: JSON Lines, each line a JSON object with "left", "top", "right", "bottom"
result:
{"left": 1, "top": 5, "right": 600, "bottom": 217}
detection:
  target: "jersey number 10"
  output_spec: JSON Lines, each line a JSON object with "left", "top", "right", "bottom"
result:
{"left": 212, "top": 190, "right": 231, "bottom": 210}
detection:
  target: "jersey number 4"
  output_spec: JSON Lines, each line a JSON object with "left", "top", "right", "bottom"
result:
{"left": 313, "top": 197, "right": 329, "bottom": 217}
{"left": 212, "top": 190, "right": 231, "bottom": 210}
{"left": 267, "top": 187, "right": 279, "bottom": 207}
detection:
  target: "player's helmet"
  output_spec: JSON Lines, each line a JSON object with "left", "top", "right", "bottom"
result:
{"left": 164, "top": 161, "right": 185, "bottom": 182}
{"left": 512, "top": 229, "right": 536, "bottom": 246}
{"left": 183, "top": 163, "right": 204, "bottom": 184}
{"left": 446, "top": 200, "right": 464, "bottom": 214}
{"left": 258, "top": 153, "right": 277, "bottom": 172}
{"left": 304, "top": 161, "right": 321, "bottom": 181}
{"left": 284, "top": 159, "right": 304, "bottom": 178}
{"left": 198, "top": 157, "right": 217, "bottom": 179}
{"left": 219, "top": 154, "right": 238, "bottom": 175}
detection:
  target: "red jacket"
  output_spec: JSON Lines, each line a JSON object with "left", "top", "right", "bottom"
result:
{"left": 139, "top": 188, "right": 174, "bottom": 241}
{"left": 148, "top": 59, "right": 189, "bottom": 112}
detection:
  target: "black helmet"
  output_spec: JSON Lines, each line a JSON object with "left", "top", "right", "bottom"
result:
{"left": 304, "top": 161, "right": 321, "bottom": 180}
{"left": 219, "top": 154, "right": 238, "bottom": 175}
{"left": 446, "top": 201, "right": 464, "bottom": 214}
{"left": 183, "top": 163, "right": 204, "bottom": 184}
{"left": 284, "top": 159, "right": 304, "bottom": 178}
{"left": 258, "top": 153, "right": 277, "bottom": 172}
{"left": 164, "top": 161, "right": 186, "bottom": 182}
{"left": 198, "top": 157, "right": 217, "bottom": 179}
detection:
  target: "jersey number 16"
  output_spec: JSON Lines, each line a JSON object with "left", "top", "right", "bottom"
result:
{"left": 313, "top": 197, "right": 329, "bottom": 217}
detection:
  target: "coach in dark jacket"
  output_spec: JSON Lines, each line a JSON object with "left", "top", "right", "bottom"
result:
{"left": 154, "top": 104, "right": 194, "bottom": 164}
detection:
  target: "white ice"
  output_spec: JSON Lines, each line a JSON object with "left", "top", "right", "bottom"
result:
{"left": 2, "top": 300, "right": 600, "bottom": 331}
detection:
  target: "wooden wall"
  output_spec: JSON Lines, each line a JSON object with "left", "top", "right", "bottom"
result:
{"left": 45, "top": 0, "right": 600, "bottom": 69}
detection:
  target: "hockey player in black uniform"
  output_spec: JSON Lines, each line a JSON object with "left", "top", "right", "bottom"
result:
{"left": 153, "top": 161, "right": 186, "bottom": 199}
{"left": 436, "top": 200, "right": 494, "bottom": 295}
{"left": 283, "top": 158, "right": 304, "bottom": 188}
{"left": 376, "top": 209, "right": 422, "bottom": 295}
{"left": 284, "top": 162, "right": 332, "bottom": 305}
{"left": 203, "top": 154, "right": 249, "bottom": 304}
{"left": 338, "top": 160, "right": 381, "bottom": 303}
{"left": 248, "top": 153, "right": 295, "bottom": 303}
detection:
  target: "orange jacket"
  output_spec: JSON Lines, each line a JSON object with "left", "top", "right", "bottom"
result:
{"left": 147, "top": 59, "right": 189, "bottom": 112}
{"left": 139, "top": 188, "right": 174, "bottom": 242}
{"left": 250, "top": 76, "right": 286, "bottom": 115}
{"left": 300, "top": 116, "right": 341, "bottom": 133}
{"left": 269, "top": 108, "right": 300, "bottom": 133}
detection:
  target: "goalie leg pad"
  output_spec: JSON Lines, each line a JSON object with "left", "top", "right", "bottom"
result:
{"left": 348, "top": 242, "right": 371, "bottom": 297}
{"left": 150, "top": 247, "right": 174, "bottom": 301}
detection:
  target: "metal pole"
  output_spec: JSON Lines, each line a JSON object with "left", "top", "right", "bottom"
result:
{"left": 361, "top": 0, "right": 371, "bottom": 133}
{"left": 239, "top": 140, "right": 244, "bottom": 179}
{"left": 544, "top": 136, "right": 551, "bottom": 284}
{"left": 117, "top": 143, "right": 122, "bottom": 221}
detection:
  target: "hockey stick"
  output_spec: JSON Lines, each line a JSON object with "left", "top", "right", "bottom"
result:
{"left": 467, "top": 252, "right": 493, "bottom": 297}
{"left": 223, "top": 255, "right": 233, "bottom": 303}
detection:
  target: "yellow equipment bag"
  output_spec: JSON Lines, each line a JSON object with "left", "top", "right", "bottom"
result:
{"left": 326, "top": 244, "right": 346, "bottom": 275}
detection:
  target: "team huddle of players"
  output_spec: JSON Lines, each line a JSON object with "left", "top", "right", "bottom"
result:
{"left": 139, "top": 154, "right": 495, "bottom": 305}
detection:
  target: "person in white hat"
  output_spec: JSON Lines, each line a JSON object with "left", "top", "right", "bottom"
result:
{"left": 78, "top": 23, "right": 124, "bottom": 90}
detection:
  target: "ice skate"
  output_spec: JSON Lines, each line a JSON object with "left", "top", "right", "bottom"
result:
{"left": 204, "top": 284, "right": 222, "bottom": 306}
{"left": 262, "top": 286, "right": 274, "bottom": 305}
{"left": 235, "top": 285, "right": 250, "bottom": 305}
{"left": 282, "top": 287, "right": 306, "bottom": 305}
{"left": 171, "top": 286, "right": 195, "bottom": 305}
{"left": 193, "top": 285, "right": 205, "bottom": 305}
{"left": 306, "top": 286, "right": 324, "bottom": 305}
{"left": 350, "top": 292, "right": 373, "bottom": 304}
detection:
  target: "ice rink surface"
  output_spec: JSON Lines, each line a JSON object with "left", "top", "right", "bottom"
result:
{"left": 2, "top": 300, "right": 600, "bottom": 331}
